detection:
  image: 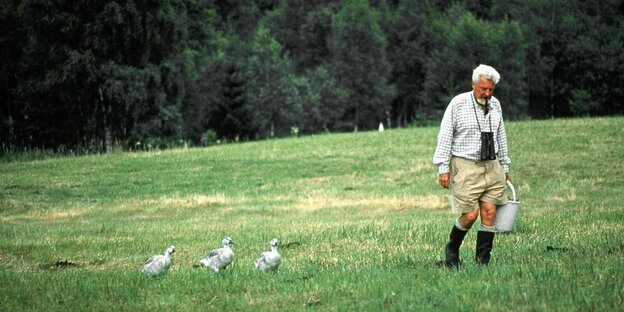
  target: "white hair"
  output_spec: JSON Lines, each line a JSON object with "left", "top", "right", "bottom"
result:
{"left": 472, "top": 64, "right": 500, "bottom": 85}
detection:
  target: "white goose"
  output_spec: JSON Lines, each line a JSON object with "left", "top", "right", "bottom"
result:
{"left": 200, "top": 236, "right": 234, "bottom": 272}
{"left": 256, "top": 238, "right": 282, "bottom": 272}
{"left": 143, "top": 245, "right": 176, "bottom": 277}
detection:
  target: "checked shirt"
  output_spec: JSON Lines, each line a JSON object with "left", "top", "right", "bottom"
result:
{"left": 432, "top": 91, "right": 511, "bottom": 174}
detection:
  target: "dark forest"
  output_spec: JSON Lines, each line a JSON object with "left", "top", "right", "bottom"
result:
{"left": 1, "top": 0, "right": 622, "bottom": 152}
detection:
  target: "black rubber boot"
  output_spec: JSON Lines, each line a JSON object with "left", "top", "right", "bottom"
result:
{"left": 475, "top": 231, "right": 495, "bottom": 266}
{"left": 444, "top": 225, "right": 469, "bottom": 268}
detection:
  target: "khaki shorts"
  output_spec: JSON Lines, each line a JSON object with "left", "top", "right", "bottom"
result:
{"left": 450, "top": 157, "right": 507, "bottom": 213}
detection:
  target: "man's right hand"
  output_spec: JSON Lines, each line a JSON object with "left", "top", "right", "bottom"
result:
{"left": 439, "top": 172, "right": 450, "bottom": 189}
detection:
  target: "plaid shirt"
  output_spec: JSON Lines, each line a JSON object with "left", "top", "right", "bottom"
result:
{"left": 433, "top": 91, "right": 511, "bottom": 174}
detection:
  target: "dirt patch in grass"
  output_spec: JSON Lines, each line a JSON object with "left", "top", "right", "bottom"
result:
{"left": 142, "top": 193, "right": 232, "bottom": 208}
{"left": 0, "top": 206, "right": 89, "bottom": 222}
{"left": 283, "top": 193, "right": 449, "bottom": 213}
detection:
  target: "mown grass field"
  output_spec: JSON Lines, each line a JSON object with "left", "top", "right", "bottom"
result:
{"left": 1, "top": 117, "right": 623, "bottom": 311}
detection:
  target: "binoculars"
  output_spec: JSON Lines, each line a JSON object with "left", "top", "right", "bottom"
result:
{"left": 480, "top": 132, "right": 496, "bottom": 160}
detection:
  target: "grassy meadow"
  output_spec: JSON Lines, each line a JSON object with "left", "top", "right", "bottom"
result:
{"left": 1, "top": 117, "right": 623, "bottom": 311}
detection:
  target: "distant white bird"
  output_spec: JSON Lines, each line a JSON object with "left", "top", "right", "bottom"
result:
{"left": 143, "top": 245, "right": 176, "bottom": 277}
{"left": 200, "top": 236, "right": 234, "bottom": 272}
{"left": 256, "top": 238, "right": 282, "bottom": 272}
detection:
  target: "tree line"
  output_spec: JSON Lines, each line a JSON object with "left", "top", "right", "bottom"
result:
{"left": 1, "top": 0, "right": 622, "bottom": 152}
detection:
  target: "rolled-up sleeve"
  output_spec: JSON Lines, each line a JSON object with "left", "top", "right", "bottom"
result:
{"left": 433, "top": 104, "right": 455, "bottom": 174}
{"left": 496, "top": 117, "right": 511, "bottom": 172}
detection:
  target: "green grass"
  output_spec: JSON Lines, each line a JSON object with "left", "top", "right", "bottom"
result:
{"left": 1, "top": 117, "right": 623, "bottom": 311}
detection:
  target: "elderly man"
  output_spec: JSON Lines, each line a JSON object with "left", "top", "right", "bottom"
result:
{"left": 433, "top": 64, "right": 511, "bottom": 267}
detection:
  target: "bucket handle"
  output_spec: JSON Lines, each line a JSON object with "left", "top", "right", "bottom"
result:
{"left": 506, "top": 180, "right": 517, "bottom": 202}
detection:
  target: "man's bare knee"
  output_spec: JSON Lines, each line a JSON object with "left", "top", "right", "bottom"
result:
{"left": 460, "top": 209, "right": 479, "bottom": 228}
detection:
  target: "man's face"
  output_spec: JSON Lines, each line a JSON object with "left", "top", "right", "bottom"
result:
{"left": 472, "top": 76, "right": 495, "bottom": 104}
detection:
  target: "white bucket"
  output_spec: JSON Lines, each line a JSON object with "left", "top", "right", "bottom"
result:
{"left": 495, "top": 181, "right": 519, "bottom": 233}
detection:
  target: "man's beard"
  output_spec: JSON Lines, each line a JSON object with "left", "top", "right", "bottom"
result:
{"left": 476, "top": 97, "right": 488, "bottom": 105}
